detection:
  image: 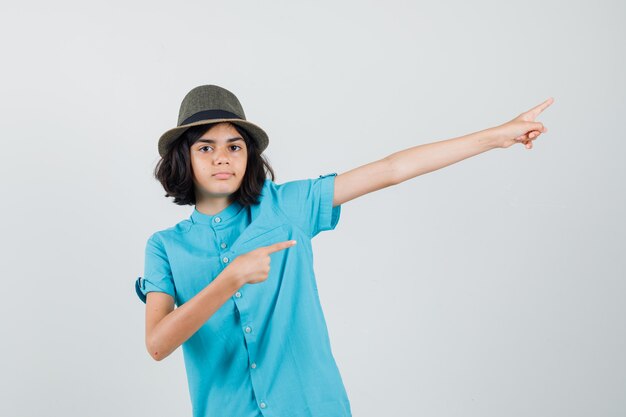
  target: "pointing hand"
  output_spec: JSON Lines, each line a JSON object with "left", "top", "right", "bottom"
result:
{"left": 493, "top": 97, "right": 554, "bottom": 149}
{"left": 227, "top": 240, "right": 297, "bottom": 285}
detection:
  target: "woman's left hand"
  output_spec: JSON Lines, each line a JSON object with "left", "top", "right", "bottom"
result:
{"left": 492, "top": 97, "right": 554, "bottom": 149}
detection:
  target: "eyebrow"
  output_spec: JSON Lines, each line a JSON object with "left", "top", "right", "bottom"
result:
{"left": 196, "top": 137, "right": 244, "bottom": 144}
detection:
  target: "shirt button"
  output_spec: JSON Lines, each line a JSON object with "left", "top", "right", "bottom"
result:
{"left": 251, "top": 362, "right": 257, "bottom": 369}
{"left": 245, "top": 326, "right": 252, "bottom": 333}
{"left": 221, "top": 242, "right": 227, "bottom": 249}
{"left": 235, "top": 291, "right": 241, "bottom": 298}
{"left": 214, "top": 217, "right": 221, "bottom": 223}
{"left": 259, "top": 402, "right": 267, "bottom": 409}
{"left": 222, "top": 257, "right": 229, "bottom": 263}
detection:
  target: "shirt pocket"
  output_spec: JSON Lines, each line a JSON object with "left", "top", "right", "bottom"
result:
{"left": 235, "top": 224, "right": 290, "bottom": 254}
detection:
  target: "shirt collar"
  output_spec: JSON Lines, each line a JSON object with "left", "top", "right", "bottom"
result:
{"left": 190, "top": 200, "right": 244, "bottom": 225}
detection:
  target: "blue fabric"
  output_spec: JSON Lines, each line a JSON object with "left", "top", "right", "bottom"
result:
{"left": 135, "top": 173, "right": 352, "bottom": 417}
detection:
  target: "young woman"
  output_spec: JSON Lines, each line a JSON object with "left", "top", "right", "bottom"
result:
{"left": 135, "top": 84, "right": 553, "bottom": 417}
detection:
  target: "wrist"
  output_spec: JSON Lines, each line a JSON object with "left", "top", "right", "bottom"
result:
{"left": 485, "top": 125, "right": 506, "bottom": 149}
{"left": 220, "top": 267, "right": 245, "bottom": 289}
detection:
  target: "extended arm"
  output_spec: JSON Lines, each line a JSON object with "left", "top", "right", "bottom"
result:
{"left": 333, "top": 127, "right": 499, "bottom": 206}
{"left": 332, "top": 97, "right": 553, "bottom": 207}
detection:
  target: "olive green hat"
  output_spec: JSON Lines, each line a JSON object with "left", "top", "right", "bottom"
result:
{"left": 157, "top": 84, "right": 269, "bottom": 157}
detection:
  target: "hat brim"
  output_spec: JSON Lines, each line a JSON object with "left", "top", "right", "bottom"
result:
{"left": 158, "top": 118, "right": 269, "bottom": 157}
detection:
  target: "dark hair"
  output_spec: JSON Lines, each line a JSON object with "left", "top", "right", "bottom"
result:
{"left": 154, "top": 122, "right": 275, "bottom": 206}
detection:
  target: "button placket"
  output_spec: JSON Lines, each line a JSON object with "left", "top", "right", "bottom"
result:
{"left": 206, "top": 207, "right": 269, "bottom": 411}
{"left": 212, "top": 223, "right": 230, "bottom": 266}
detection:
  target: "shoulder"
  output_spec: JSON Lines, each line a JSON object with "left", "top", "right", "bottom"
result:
{"left": 263, "top": 173, "right": 337, "bottom": 199}
{"left": 148, "top": 217, "right": 193, "bottom": 244}
{"left": 262, "top": 175, "right": 317, "bottom": 195}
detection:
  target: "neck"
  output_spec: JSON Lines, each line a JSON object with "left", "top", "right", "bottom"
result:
{"left": 195, "top": 195, "right": 233, "bottom": 216}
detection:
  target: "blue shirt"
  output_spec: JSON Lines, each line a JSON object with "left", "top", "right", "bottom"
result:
{"left": 135, "top": 173, "right": 352, "bottom": 417}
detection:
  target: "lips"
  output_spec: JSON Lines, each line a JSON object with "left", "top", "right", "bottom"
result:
{"left": 213, "top": 172, "right": 233, "bottom": 179}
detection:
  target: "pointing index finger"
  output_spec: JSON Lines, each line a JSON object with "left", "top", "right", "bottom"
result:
{"left": 528, "top": 97, "right": 555, "bottom": 118}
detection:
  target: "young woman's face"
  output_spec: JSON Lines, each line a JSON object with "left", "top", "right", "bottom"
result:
{"left": 190, "top": 122, "right": 248, "bottom": 201}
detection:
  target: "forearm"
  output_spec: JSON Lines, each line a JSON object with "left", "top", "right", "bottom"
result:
{"left": 147, "top": 269, "right": 243, "bottom": 361}
{"left": 387, "top": 126, "right": 500, "bottom": 184}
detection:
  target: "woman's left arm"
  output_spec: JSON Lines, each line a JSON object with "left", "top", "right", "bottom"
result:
{"left": 333, "top": 97, "right": 554, "bottom": 207}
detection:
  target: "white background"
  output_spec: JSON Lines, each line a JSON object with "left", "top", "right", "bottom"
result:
{"left": 1, "top": 1, "right": 624, "bottom": 416}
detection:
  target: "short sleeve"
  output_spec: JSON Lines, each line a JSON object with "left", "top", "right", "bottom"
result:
{"left": 134, "top": 233, "right": 176, "bottom": 304}
{"left": 275, "top": 172, "right": 342, "bottom": 238}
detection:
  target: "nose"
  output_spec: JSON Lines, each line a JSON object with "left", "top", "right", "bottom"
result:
{"left": 212, "top": 146, "right": 230, "bottom": 164}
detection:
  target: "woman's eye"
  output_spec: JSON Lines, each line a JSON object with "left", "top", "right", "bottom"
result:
{"left": 198, "top": 145, "right": 242, "bottom": 152}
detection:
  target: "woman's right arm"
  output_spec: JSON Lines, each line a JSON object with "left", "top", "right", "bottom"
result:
{"left": 145, "top": 268, "right": 242, "bottom": 361}
{"left": 144, "top": 239, "right": 296, "bottom": 361}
